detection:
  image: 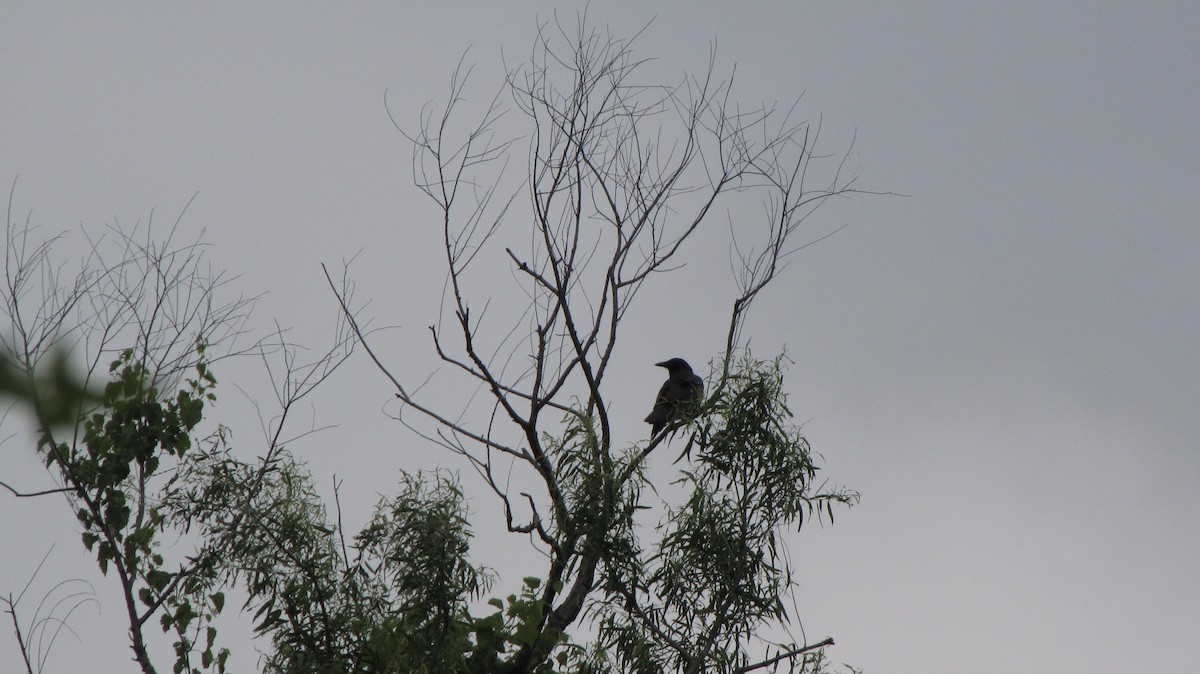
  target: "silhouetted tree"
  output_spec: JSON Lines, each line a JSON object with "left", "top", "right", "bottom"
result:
{"left": 332, "top": 16, "right": 863, "bottom": 673}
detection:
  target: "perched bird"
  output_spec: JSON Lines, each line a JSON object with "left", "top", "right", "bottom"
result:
{"left": 644, "top": 358, "right": 704, "bottom": 437}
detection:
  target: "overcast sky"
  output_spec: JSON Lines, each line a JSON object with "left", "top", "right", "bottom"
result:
{"left": 2, "top": 3, "right": 1198, "bottom": 673}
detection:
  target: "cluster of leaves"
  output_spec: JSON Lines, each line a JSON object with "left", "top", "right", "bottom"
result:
{"left": 161, "top": 435, "right": 592, "bottom": 674}
{"left": 587, "top": 355, "right": 859, "bottom": 674}
{"left": 0, "top": 346, "right": 104, "bottom": 429}
{"left": 36, "top": 346, "right": 229, "bottom": 674}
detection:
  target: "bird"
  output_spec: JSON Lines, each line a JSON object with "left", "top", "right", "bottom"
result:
{"left": 644, "top": 357, "right": 704, "bottom": 438}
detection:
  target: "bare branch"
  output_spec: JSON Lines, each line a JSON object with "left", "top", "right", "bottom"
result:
{"left": 735, "top": 638, "right": 835, "bottom": 673}
{"left": 0, "top": 481, "right": 73, "bottom": 498}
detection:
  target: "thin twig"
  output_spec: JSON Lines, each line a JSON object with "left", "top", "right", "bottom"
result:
{"left": 0, "top": 480, "right": 73, "bottom": 498}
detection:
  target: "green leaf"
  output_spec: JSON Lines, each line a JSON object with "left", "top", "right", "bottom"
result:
{"left": 147, "top": 569, "right": 172, "bottom": 592}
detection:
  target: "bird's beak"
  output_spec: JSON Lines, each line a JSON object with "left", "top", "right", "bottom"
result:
{"left": 655, "top": 360, "right": 669, "bottom": 368}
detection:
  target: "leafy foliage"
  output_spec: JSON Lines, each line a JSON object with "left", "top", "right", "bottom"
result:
{"left": 32, "top": 346, "right": 228, "bottom": 674}
{"left": 31, "top": 347, "right": 850, "bottom": 673}
{"left": 162, "top": 433, "right": 593, "bottom": 674}
{"left": 584, "top": 355, "right": 859, "bottom": 674}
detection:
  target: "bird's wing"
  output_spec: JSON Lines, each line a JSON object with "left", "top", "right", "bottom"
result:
{"left": 644, "top": 379, "right": 676, "bottom": 424}
{"left": 662, "top": 377, "right": 697, "bottom": 404}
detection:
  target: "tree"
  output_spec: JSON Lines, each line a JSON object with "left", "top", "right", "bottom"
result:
{"left": 335, "top": 17, "right": 862, "bottom": 672}
{"left": 1, "top": 189, "right": 354, "bottom": 674}
{"left": 3, "top": 16, "right": 863, "bottom": 674}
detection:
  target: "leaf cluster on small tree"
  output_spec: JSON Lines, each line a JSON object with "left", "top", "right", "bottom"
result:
{"left": 1, "top": 193, "right": 354, "bottom": 674}
{"left": 2, "top": 16, "right": 865, "bottom": 674}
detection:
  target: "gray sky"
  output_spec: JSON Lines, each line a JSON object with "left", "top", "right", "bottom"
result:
{"left": 2, "top": 3, "right": 1198, "bottom": 673}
